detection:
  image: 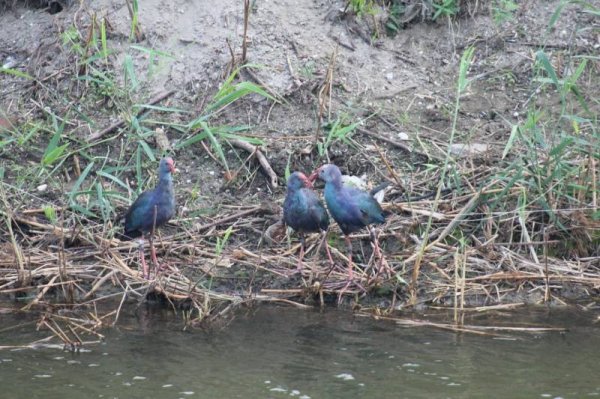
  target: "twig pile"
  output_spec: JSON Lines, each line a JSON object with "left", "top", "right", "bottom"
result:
{"left": 1, "top": 166, "right": 598, "bottom": 346}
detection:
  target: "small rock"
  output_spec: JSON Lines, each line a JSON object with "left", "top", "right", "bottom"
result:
{"left": 448, "top": 143, "right": 490, "bottom": 158}
{"left": 2, "top": 55, "right": 17, "bottom": 69}
{"left": 154, "top": 128, "right": 171, "bottom": 152}
{"left": 37, "top": 184, "right": 48, "bottom": 192}
{"left": 397, "top": 132, "right": 409, "bottom": 140}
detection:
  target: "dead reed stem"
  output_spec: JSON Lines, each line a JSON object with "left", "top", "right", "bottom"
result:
{"left": 1, "top": 164, "right": 598, "bottom": 348}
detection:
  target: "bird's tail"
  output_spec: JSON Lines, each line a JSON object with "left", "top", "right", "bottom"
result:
{"left": 117, "top": 228, "right": 143, "bottom": 241}
{"left": 369, "top": 181, "right": 390, "bottom": 196}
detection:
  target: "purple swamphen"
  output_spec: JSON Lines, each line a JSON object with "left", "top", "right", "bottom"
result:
{"left": 309, "top": 164, "right": 386, "bottom": 280}
{"left": 124, "top": 157, "right": 176, "bottom": 278}
{"left": 283, "top": 171, "right": 333, "bottom": 271}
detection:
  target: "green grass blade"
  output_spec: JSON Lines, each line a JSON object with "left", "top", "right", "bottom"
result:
{"left": 138, "top": 140, "right": 156, "bottom": 161}
{"left": 206, "top": 82, "right": 275, "bottom": 114}
{"left": 547, "top": 0, "right": 568, "bottom": 32}
{"left": 123, "top": 54, "right": 138, "bottom": 90}
{"left": 458, "top": 47, "right": 475, "bottom": 93}
{"left": 42, "top": 144, "right": 69, "bottom": 166}
{"left": 133, "top": 104, "right": 190, "bottom": 113}
{"left": 175, "top": 131, "right": 209, "bottom": 149}
{"left": 100, "top": 17, "right": 108, "bottom": 63}
{"left": 97, "top": 170, "right": 130, "bottom": 191}
{"left": 130, "top": 45, "right": 175, "bottom": 59}
{"left": 502, "top": 124, "right": 519, "bottom": 159}
{"left": 68, "top": 161, "right": 95, "bottom": 203}
{"left": 536, "top": 51, "right": 559, "bottom": 87}
{"left": 202, "top": 121, "right": 228, "bottom": 171}
{"left": 220, "top": 131, "right": 263, "bottom": 146}
{"left": 135, "top": 146, "right": 143, "bottom": 189}
{"left": 0, "top": 67, "right": 34, "bottom": 80}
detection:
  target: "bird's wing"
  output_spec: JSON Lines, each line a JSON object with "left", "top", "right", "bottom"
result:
{"left": 124, "top": 190, "right": 156, "bottom": 229}
{"left": 354, "top": 191, "right": 384, "bottom": 224}
{"left": 309, "top": 200, "right": 329, "bottom": 229}
{"left": 331, "top": 187, "right": 363, "bottom": 221}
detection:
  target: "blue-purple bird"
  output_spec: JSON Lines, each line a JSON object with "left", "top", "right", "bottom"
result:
{"left": 283, "top": 171, "right": 333, "bottom": 271}
{"left": 309, "top": 164, "right": 385, "bottom": 280}
{"left": 124, "top": 157, "right": 176, "bottom": 278}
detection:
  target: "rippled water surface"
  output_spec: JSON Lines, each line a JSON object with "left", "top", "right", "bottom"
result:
{"left": 1, "top": 305, "right": 599, "bottom": 399}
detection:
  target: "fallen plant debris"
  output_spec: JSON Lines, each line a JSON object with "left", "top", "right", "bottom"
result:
{"left": 1, "top": 0, "right": 599, "bottom": 350}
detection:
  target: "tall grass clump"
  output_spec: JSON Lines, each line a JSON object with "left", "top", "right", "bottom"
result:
{"left": 409, "top": 46, "right": 476, "bottom": 303}
{"left": 177, "top": 66, "right": 275, "bottom": 175}
{"left": 484, "top": 1, "right": 600, "bottom": 258}
{"left": 490, "top": 48, "right": 599, "bottom": 256}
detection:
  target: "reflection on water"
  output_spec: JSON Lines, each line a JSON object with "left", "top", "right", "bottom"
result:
{"left": 1, "top": 305, "right": 600, "bottom": 399}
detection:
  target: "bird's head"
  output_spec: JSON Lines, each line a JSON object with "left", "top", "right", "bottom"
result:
{"left": 287, "top": 171, "right": 313, "bottom": 190}
{"left": 159, "top": 157, "right": 177, "bottom": 175}
{"left": 308, "top": 164, "right": 341, "bottom": 184}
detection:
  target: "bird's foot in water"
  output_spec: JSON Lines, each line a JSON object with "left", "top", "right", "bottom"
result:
{"left": 337, "top": 279, "right": 353, "bottom": 305}
{"left": 369, "top": 238, "right": 393, "bottom": 279}
{"left": 337, "top": 279, "right": 367, "bottom": 304}
{"left": 336, "top": 276, "right": 367, "bottom": 305}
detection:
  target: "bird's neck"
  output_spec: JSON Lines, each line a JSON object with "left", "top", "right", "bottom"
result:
{"left": 157, "top": 173, "right": 173, "bottom": 191}
{"left": 327, "top": 175, "right": 343, "bottom": 190}
{"left": 324, "top": 178, "right": 343, "bottom": 200}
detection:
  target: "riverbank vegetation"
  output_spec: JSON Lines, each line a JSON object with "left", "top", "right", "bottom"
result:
{"left": 0, "top": 0, "right": 598, "bottom": 347}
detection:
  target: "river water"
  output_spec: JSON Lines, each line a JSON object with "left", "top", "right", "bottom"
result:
{"left": 1, "top": 305, "right": 599, "bottom": 399}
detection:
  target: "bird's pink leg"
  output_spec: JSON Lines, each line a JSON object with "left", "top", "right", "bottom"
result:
{"left": 336, "top": 237, "right": 356, "bottom": 304}
{"left": 138, "top": 240, "right": 149, "bottom": 279}
{"left": 149, "top": 206, "right": 160, "bottom": 278}
{"left": 296, "top": 234, "right": 305, "bottom": 273}
{"left": 345, "top": 236, "right": 354, "bottom": 281}
{"left": 370, "top": 229, "right": 382, "bottom": 259}
{"left": 149, "top": 235, "right": 171, "bottom": 279}
{"left": 325, "top": 243, "right": 334, "bottom": 267}
{"left": 150, "top": 236, "right": 177, "bottom": 277}
{"left": 320, "top": 231, "right": 338, "bottom": 283}
{"left": 319, "top": 230, "right": 335, "bottom": 267}
{"left": 150, "top": 237, "right": 159, "bottom": 267}
{"left": 369, "top": 227, "right": 391, "bottom": 278}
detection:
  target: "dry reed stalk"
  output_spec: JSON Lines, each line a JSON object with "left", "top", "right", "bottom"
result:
{"left": 356, "top": 313, "right": 568, "bottom": 335}
{"left": 87, "top": 90, "right": 175, "bottom": 142}
{"left": 315, "top": 47, "right": 337, "bottom": 145}
{"left": 242, "top": 0, "right": 250, "bottom": 64}
{"left": 1, "top": 163, "right": 598, "bottom": 347}
{"left": 228, "top": 139, "right": 278, "bottom": 187}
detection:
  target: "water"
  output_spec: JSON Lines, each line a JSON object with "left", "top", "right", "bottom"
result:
{"left": 1, "top": 305, "right": 599, "bottom": 399}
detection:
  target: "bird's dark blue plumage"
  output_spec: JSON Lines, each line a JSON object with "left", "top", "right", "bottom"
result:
{"left": 283, "top": 172, "right": 329, "bottom": 234}
{"left": 283, "top": 171, "right": 332, "bottom": 271}
{"left": 124, "top": 157, "right": 176, "bottom": 239}
{"left": 315, "top": 164, "right": 384, "bottom": 235}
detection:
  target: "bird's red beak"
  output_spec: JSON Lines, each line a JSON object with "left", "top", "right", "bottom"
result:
{"left": 308, "top": 169, "right": 319, "bottom": 183}
{"left": 299, "top": 173, "right": 314, "bottom": 188}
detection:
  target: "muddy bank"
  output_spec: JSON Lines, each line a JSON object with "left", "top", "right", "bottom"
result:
{"left": 1, "top": 0, "right": 599, "bottom": 347}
